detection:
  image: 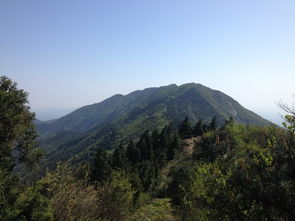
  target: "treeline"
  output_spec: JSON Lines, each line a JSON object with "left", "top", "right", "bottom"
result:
{"left": 89, "top": 115, "right": 221, "bottom": 192}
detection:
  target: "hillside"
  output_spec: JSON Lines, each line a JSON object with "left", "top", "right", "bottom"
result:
{"left": 36, "top": 83, "right": 272, "bottom": 165}
{"left": 2, "top": 71, "right": 294, "bottom": 221}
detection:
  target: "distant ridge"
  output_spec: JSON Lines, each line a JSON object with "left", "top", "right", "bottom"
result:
{"left": 36, "top": 83, "right": 272, "bottom": 165}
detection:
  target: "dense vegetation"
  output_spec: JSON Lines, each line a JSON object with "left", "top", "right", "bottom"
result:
{"left": 1, "top": 76, "right": 294, "bottom": 220}
{"left": 36, "top": 83, "right": 271, "bottom": 167}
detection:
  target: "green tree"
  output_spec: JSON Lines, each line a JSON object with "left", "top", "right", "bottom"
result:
{"left": 193, "top": 119, "right": 204, "bottom": 136}
{"left": 39, "top": 164, "right": 98, "bottom": 221}
{"left": 0, "top": 76, "right": 42, "bottom": 171}
{"left": 167, "top": 134, "right": 181, "bottom": 160}
{"left": 126, "top": 140, "right": 140, "bottom": 166}
{"left": 12, "top": 185, "right": 53, "bottom": 221}
{"left": 131, "top": 198, "right": 175, "bottom": 221}
{"left": 138, "top": 131, "right": 153, "bottom": 161}
{"left": 96, "top": 171, "right": 135, "bottom": 221}
{"left": 112, "top": 143, "right": 128, "bottom": 169}
{"left": 181, "top": 118, "right": 295, "bottom": 220}
{"left": 167, "top": 160, "right": 195, "bottom": 206}
{"left": 0, "top": 76, "right": 51, "bottom": 220}
{"left": 209, "top": 116, "right": 217, "bottom": 131}
{"left": 178, "top": 117, "right": 193, "bottom": 139}
{"left": 91, "top": 147, "right": 111, "bottom": 183}
{"left": 279, "top": 99, "right": 295, "bottom": 134}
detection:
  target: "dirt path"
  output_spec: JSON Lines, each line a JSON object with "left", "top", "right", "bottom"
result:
{"left": 182, "top": 136, "right": 201, "bottom": 155}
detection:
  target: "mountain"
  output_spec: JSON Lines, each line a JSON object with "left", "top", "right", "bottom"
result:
{"left": 36, "top": 83, "right": 272, "bottom": 165}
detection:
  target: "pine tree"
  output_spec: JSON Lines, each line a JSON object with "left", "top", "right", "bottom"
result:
{"left": 91, "top": 147, "right": 111, "bottom": 183}
{"left": 112, "top": 143, "right": 128, "bottom": 169}
{"left": 0, "top": 76, "right": 42, "bottom": 171}
{"left": 178, "top": 117, "right": 193, "bottom": 139}
{"left": 151, "top": 129, "right": 160, "bottom": 156}
{"left": 126, "top": 140, "right": 139, "bottom": 165}
{"left": 210, "top": 116, "right": 217, "bottom": 131}
{"left": 193, "top": 119, "right": 204, "bottom": 136}
{"left": 138, "top": 131, "right": 153, "bottom": 161}
{"left": 167, "top": 134, "right": 181, "bottom": 160}
{"left": 0, "top": 76, "right": 51, "bottom": 220}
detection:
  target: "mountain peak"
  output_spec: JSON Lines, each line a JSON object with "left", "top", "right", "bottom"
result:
{"left": 36, "top": 83, "right": 272, "bottom": 164}
{"left": 36, "top": 83, "right": 271, "bottom": 135}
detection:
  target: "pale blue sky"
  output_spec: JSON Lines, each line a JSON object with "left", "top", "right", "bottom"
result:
{"left": 1, "top": 0, "right": 294, "bottom": 122}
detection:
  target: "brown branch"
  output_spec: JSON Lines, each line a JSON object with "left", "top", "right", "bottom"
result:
{"left": 277, "top": 98, "right": 295, "bottom": 116}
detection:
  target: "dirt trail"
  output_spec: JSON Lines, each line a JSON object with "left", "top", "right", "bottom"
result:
{"left": 182, "top": 136, "right": 201, "bottom": 155}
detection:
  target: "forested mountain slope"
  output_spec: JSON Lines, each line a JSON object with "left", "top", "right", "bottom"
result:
{"left": 37, "top": 83, "right": 270, "bottom": 134}
{"left": 36, "top": 83, "right": 272, "bottom": 165}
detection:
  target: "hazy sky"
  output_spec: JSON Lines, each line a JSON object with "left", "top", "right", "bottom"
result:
{"left": 1, "top": 0, "right": 294, "bottom": 121}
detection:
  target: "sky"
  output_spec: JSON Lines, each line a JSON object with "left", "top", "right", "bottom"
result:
{"left": 1, "top": 0, "right": 294, "bottom": 122}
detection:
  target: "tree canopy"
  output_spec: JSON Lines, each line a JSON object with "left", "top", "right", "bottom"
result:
{"left": 0, "top": 76, "right": 50, "bottom": 220}
{"left": 0, "top": 76, "right": 42, "bottom": 171}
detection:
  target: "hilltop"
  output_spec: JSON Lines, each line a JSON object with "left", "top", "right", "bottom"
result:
{"left": 36, "top": 83, "right": 272, "bottom": 165}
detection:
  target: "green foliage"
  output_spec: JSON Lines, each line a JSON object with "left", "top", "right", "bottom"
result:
{"left": 126, "top": 140, "right": 140, "bottom": 166}
{"left": 38, "top": 164, "right": 99, "bottom": 221}
{"left": 112, "top": 143, "right": 128, "bottom": 169}
{"left": 37, "top": 83, "right": 271, "bottom": 165}
{"left": 0, "top": 76, "right": 42, "bottom": 171}
{"left": 209, "top": 116, "right": 217, "bottom": 131}
{"left": 96, "top": 171, "right": 135, "bottom": 221}
{"left": 178, "top": 117, "right": 193, "bottom": 139}
{"left": 131, "top": 198, "right": 175, "bottom": 221}
{"left": 88, "top": 121, "right": 184, "bottom": 207}
{"left": 283, "top": 114, "right": 295, "bottom": 135}
{"left": 39, "top": 164, "right": 135, "bottom": 221}
{"left": 167, "top": 160, "right": 195, "bottom": 206}
{"left": 179, "top": 161, "right": 233, "bottom": 220}
{"left": 0, "top": 76, "right": 50, "bottom": 221}
{"left": 193, "top": 119, "right": 204, "bottom": 136}
{"left": 0, "top": 168, "right": 18, "bottom": 219}
{"left": 178, "top": 120, "right": 295, "bottom": 220}
{"left": 167, "top": 134, "right": 181, "bottom": 160}
{"left": 0, "top": 168, "right": 53, "bottom": 221}
{"left": 13, "top": 185, "right": 53, "bottom": 221}
{"left": 90, "top": 147, "right": 111, "bottom": 183}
